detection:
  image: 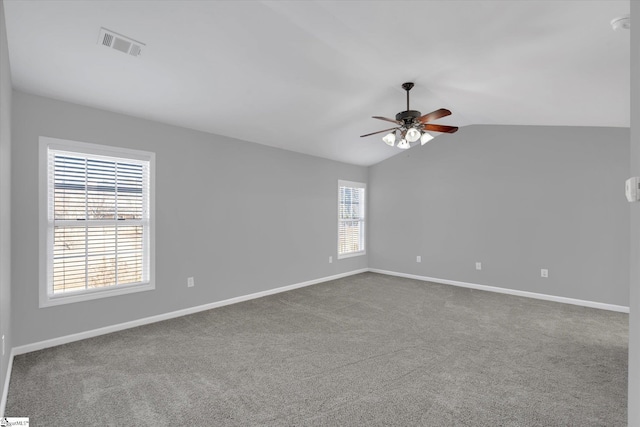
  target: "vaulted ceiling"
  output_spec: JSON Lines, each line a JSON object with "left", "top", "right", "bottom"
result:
{"left": 3, "top": 1, "right": 630, "bottom": 166}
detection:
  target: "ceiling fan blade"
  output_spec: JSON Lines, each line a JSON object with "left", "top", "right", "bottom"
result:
{"left": 417, "top": 108, "right": 452, "bottom": 124}
{"left": 423, "top": 124, "right": 459, "bottom": 134}
{"left": 360, "top": 127, "right": 399, "bottom": 138}
{"left": 372, "top": 116, "right": 401, "bottom": 125}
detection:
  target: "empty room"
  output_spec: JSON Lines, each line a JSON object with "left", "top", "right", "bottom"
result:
{"left": 0, "top": 1, "right": 638, "bottom": 426}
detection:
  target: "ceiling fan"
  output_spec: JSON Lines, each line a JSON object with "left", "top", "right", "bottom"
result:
{"left": 361, "top": 82, "right": 458, "bottom": 149}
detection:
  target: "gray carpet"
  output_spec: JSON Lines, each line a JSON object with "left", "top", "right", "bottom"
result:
{"left": 5, "top": 272, "right": 628, "bottom": 426}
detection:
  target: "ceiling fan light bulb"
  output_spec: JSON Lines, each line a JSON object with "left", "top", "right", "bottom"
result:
{"left": 382, "top": 132, "right": 396, "bottom": 146}
{"left": 397, "top": 139, "right": 410, "bottom": 150}
{"left": 420, "top": 132, "right": 434, "bottom": 145}
{"left": 406, "top": 127, "right": 421, "bottom": 143}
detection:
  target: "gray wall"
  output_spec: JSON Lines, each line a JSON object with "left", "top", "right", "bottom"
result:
{"left": 369, "top": 124, "right": 629, "bottom": 307}
{"left": 0, "top": 0, "right": 11, "bottom": 407}
{"left": 629, "top": 0, "right": 639, "bottom": 422}
{"left": 11, "top": 90, "right": 367, "bottom": 347}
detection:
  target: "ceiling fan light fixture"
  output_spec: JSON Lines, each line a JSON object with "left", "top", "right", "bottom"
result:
{"left": 382, "top": 132, "right": 396, "bottom": 146}
{"left": 405, "top": 127, "right": 421, "bottom": 143}
{"left": 397, "top": 139, "right": 410, "bottom": 150}
{"left": 420, "top": 132, "right": 434, "bottom": 145}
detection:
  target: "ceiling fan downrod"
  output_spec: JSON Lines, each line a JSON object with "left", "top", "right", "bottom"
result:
{"left": 402, "top": 82, "right": 414, "bottom": 111}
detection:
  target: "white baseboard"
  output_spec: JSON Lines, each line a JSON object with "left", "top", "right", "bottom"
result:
{"left": 1, "top": 348, "right": 14, "bottom": 417}
{"left": 369, "top": 269, "right": 630, "bottom": 313}
{"left": 12, "top": 268, "right": 368, "bottom": 357}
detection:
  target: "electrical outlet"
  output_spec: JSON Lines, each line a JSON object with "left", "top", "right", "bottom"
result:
{"left": 329, "top": 256, "right": 333, "bottom": 264}
{"left": 416, "top": 256, "right": 421, "bottom": 263}
{"left": 475, "top": 262, "right": 482, "bottom": 270}
{"left": 187, "top": 277, "right": 195, "bottom": 287}
{"left": 541, "top": 269, "right": 548, "bottom": 278}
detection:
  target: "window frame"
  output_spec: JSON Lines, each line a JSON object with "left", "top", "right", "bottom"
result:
{"left": 39, "top": 136, "right": 155, "bottom": 307}
{"left": 337, "top": 179, "right": 366, "bottom": 259}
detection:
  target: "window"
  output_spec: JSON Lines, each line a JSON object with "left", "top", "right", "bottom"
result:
{"left": 39, "top": 137, "right": 155, "bottom": 307}
{"left": 338, "top": 180, "right": 366, "bottom": 259}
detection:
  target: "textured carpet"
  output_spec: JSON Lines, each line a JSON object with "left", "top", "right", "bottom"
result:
{"left": 6, "top": 272, "right": 628, "bottom": 426}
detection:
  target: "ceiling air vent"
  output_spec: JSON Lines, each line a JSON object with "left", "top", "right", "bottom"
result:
{"left": 98, "top": 27, "right": 145, "bottom": 57}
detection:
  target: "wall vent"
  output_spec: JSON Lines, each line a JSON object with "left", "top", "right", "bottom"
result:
{"left": 98, "top": 27, "right": 145, "bottom": 57}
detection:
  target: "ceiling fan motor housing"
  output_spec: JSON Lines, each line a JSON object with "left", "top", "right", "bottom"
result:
{"left": 396, "top": 110, "right": 422, "bottom": 125}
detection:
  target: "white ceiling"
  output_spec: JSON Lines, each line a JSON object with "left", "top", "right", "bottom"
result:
{"left": 3, "top": 1, "right": 630, "bottom": 166}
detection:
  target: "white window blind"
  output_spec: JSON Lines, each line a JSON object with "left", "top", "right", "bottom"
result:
{"left": 338, "top": 180, "right": 366, "bottom": 258}
{"left": 40, "top": 137, "right": 154, "bottom": 306}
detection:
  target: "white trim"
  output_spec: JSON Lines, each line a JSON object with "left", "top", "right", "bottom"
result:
{"left": 369, "top": 269, "right": 630, "bottom": 313}
{"left": 42, "top": 282, "right": 155, "bottom": 308}
{"left": 13, "top": 269, "right": 368, "bottom": 356}
{"left": 41, "top": 136, "right": 152, "bottom": 162}
{"left": 338, "top": 179, "right": 366, "bottom": 189}
{"left": 337, "top": 250, "right": 366, "bottom": 260}
{"left": 1, "top": 348, "right": 14, "bottom": 417}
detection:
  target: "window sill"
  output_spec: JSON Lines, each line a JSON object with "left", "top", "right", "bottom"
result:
{"left": 39, "top": 281, "right": 155, "bottom": 308}
{"left": 337, "top": 251, "right": 366, "bottom": 260}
